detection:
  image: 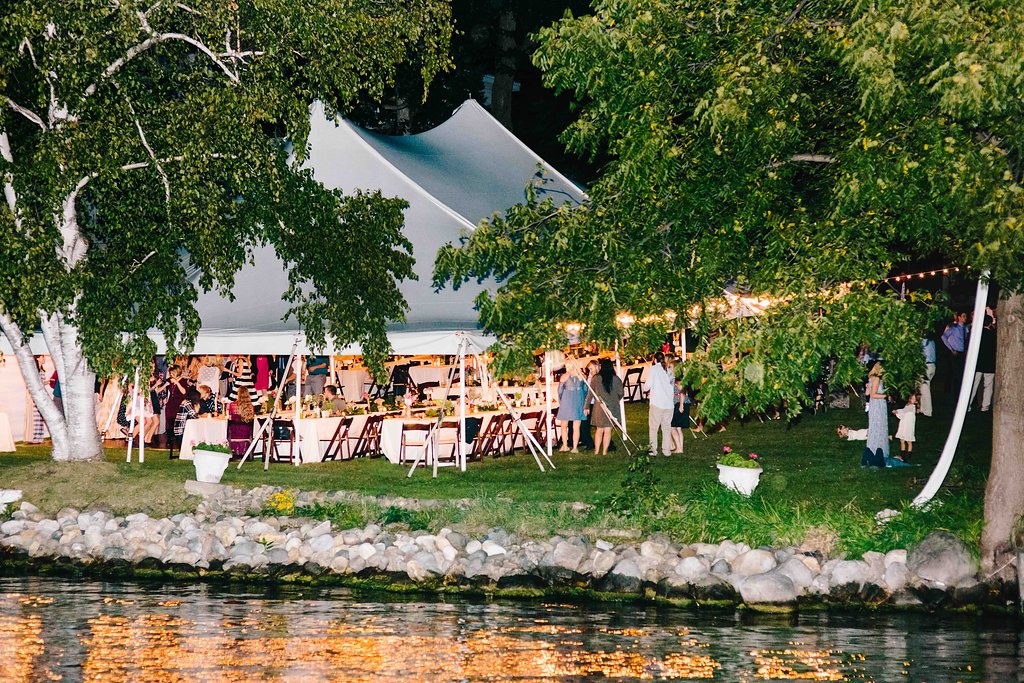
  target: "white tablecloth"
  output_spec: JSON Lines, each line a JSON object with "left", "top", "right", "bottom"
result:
{"left": 0, "top": 413, "right": 15, "bottom": 452}
{"left": 336, "top": 368, "right": 370, "bottom": 401}
{"left": 180, "top": 415, "right": 350, "bottom": 464}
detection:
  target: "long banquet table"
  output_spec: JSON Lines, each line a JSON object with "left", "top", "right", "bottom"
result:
{"left": 177, "top": 408, "right": 549, "bottom": 465}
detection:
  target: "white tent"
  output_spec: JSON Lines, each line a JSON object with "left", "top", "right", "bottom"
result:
{"left": 0, "top": 100, "right": 586, "bottom": 438}
{"left": 151, "top": 99, "right": 586, "bottom": 355}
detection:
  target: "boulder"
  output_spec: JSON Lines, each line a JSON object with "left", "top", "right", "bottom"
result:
{"left": 602, "top": 558, "right": 643, "bottom": 593}
{"left": 739, "top": 571, "right": 798, "bottom": 604}
{"left": 481, "top": 540, "right": 507, "bottom": 557}
{"left": 884, "top": 562, "right": 909, "bottom": 593}
{"left": 775, "top": 557, "right": 816, "bottom": 590}
{"left": 674, "top": 556, "right": 710, "bottom": 583}
{"left": 829, "top": 560, "right": 871, "bottom": 588}
{"left": 730, "top": 549, "right": 777, "bottom": 576}
{"left": 907, "top": 532, "right": 976, "bottom": 587}
{"left": 550, "top": 541, "right": 585, "bottom": 572}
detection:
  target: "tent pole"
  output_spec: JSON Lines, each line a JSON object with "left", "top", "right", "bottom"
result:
{"left": 125, "top": 368, "right": 140, "bottom": 463}
{"left": 459, "top": 336, "right": 467, "bottom": 472}
{"left": 237, "top": 338, "right": 300, "bottom": 471}
{"left": 614, "top": 341, "right": 627, "bottom": 439}
{"left": 294, "top": 354, "right": 303, "bottom": 466}
{"left": 544, "top": 352, "right": 553, "bottom": 459}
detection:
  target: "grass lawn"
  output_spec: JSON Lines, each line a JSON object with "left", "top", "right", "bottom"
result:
{"left": 1, "top": 397, "right": 992, "bottom": 554}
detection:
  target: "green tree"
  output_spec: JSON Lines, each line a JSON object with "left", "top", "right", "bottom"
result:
{"left": 435, "top": 0, "right": 1024, "bottom": 567}
{"left": 1, "top": 0, "right": 453, "bottom": 462}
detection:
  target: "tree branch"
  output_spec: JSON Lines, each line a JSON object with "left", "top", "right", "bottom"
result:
{"left": 3, "top": 97, "right": 46, "bottom": 130}
{"left": 0, "top": 132, "right": 24, "bottom": 232}
{"left": 768, "top": 153, "right": 835, "bottom": 168}
{"left": 83, "top": 31, "right": 241, "bottom": 99}
{"left": 128, "top": 100, "right": 171, "bottom": 204}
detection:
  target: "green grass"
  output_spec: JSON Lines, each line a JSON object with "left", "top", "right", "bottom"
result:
{"left": 0, "top": 397, "right": 992, "bottom": 554}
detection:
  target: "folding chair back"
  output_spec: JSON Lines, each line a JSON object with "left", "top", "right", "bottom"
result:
{"left": 348, "top": 414, "right": 385, "bottom": 458}
{"left": 622, "top": 367, "right": 646, "bottom": 402}
{"left": 399, "top": 422, "right": 432, "bottom": 464}
{"left": 321, "top": 416, "right": 354, "bottom": 461}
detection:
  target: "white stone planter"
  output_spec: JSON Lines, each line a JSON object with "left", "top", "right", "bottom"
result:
{"left": 717, "top": 464, "right": 763, "bottom": 496}
{"left": 193, "top": 449, "right": 231, "bottom": 484}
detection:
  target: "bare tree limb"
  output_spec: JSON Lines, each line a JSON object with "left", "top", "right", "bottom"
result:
{"left": 3, "top": 97, "right": 46, "bottom": 130}
{"left": 128, "top": 100, "right": 171, "bottom": 204}
{"left": 83, "top": 31, "right": 241, "bottom": 99}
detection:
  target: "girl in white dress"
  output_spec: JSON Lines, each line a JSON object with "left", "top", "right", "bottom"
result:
{"left": 892, "top": 393, "right": 918, "bottom": 461}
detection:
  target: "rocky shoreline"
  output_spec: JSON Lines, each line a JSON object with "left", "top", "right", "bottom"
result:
{"left": 1, "top": 486, "right": 1018, "bottom": 612}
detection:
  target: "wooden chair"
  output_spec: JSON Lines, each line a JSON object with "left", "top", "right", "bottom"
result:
{"left": 347, "top": 413, "right": 385, "bottom": 458}
{"left": 432, "top": 420, "right": 461, "bottom": 473}
{"left": 362, "top": 367, "right": 393, "bottom": 401}
{"left": 497, "top": 412, "right": 520, "bottom": 456}
{"left": 467, "top": 415, "right": 500, "bottom": 460}
{"left": 399, "top": 423, "right": 432, "bottom": 464}
{"left": 321, "top": 416, "right": 354, "bottom": 461}
{"left": 622, "top": 367, "right": 646, "bottom": 402}
{"left": 266, "top": 419, "right": 295, "bottom": 463}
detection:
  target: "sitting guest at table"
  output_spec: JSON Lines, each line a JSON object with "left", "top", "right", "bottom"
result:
{"left": 227, "top": 387, "right": 255, "bottom": 456}
{"left": 174, "top": 388, "right": 202, "bottom": 440}
{"left": 197, "top": 384, "right": 221, "bottom": 416}
{"left": 324, "top": 385, "right": 347, "bottom": 414}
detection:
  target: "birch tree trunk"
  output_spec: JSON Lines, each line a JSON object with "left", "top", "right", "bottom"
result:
{"left": 981, "top": 293, "right": 1024, "bottom": 570}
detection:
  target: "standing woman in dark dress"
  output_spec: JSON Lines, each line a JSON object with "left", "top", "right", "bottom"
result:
{"left": 589, "top": 359, "right": 624, "bottom": 456}
{"left": 163, "top": 364, "right": 193, "bottom": 447}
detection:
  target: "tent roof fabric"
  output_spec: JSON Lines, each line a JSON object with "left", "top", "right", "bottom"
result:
{"left": 175, "top": 100, "right": 585, "bottom": 355}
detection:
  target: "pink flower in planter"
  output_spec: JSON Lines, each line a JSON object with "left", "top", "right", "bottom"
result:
{"left": 722, "top": 445, "right": 731, "bottom": 453}
{"left": 749, "top": 453, "right": 759, "bottom": 460}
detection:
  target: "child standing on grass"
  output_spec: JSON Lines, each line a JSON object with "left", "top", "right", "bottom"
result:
{"left": 892, "top": 394, "right": 918, "bottom": 461}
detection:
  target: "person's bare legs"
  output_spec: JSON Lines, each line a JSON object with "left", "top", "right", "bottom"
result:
{"left": 559, "top": 420, "right": 570, "bottom": 451}
{"left": 570, "top": 421, "right": 580, "bottom": 452}
{"left": 594, "top": 427, "right": 610, "bottom": 455}
{"left": 671, "top": 427, "right": 684, "bottom": 453}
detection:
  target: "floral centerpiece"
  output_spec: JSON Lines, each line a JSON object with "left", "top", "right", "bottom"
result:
{"left": 716, "top": 446, "right": 762, "bottom": 495}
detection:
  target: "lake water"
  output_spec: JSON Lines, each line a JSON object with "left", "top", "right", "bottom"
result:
{"left": 1, "top": 577, "right": 1021, "bottom": 681}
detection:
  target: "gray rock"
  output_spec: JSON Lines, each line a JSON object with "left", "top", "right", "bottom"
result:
{"left": 830, "top": 560, "right": 870, "bottom": 588}
{"left": 604, "top": 558, "right": 643, "bottom": 592}
{"left": 481, "top": 540, "right": 507, "bottom": 557}
{"left": 908, "top": 532, "right": 976, "bottom": 587}
{"left": 406, "top": 551, "right": 441, "bottom": 580}
{"left": 884, "top": 562, "right": 909, "bottom": 592}
{"left": 884, "top": 549, "right": 907, "bottom": 567}
{"left": 731, "top": 549, "right": 777, "bottom": 576}
{"left": 739, "top": 571, "right": 798, "bottom": 604}
{"left": 550, "top": 541, "right": 585, "bottom": 571}
{"left": 710, "top": 559, "right": 731, "bottom": 575}
{"left": 465, "top": 540, "right": 482, "bottom": 555}
{"left": 596, "top": 539, "right": 614, "bottom": 551}
{"left": 309, "top": 535, "right": 334, "bottom": 553}
{"left": 776, "top": 557, "right": 816, "bottom": 590}
{"left": 674, "top": 556, "right": 710, "bottom": 583}
{"left": 446, "top": 531, "right": 467, "bottom": 550}
{"left": 307, "top": 520, "right": 332, "bottom": 538}
{"left": 234, "top": 540, "right": 263, "bottom": 557}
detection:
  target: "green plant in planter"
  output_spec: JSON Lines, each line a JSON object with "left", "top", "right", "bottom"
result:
{"left": 717, "top": 446, "right": 761, "bottom": 469}
{"left": 193, "top": 441, "right": 231, "bottom": 454}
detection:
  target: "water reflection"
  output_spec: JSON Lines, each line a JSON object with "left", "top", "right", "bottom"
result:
{"left": 0, "top": 578, "right": 1020, "bottom": 681}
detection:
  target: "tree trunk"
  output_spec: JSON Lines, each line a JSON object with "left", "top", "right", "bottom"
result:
{"left": 980, "top": 293, "right": 1024, "bottom": 571}
{"left": 0, "top": 312, "right": 102, "bottom": 462}
{"left": 489, "top": 8, "right": 517, "bottom": 129}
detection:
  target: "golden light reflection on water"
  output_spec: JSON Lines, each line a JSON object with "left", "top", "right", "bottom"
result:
{"left": 0, "top": 584, "right": 1001, "bottom": 682}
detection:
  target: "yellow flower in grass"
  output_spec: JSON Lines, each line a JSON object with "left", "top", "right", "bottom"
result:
{"left": 265, "top": 490, "right": 296, "bottom": 516}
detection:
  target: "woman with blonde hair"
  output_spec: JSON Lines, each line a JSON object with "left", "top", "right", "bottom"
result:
{"left": 227, "top": 386, "right": 255, "bottom": 456}
{"left": 863, "top": 362, "right": 889, "bottom": 467}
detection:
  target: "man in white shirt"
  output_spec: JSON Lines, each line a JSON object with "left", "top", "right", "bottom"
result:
{"left": 644, "top": 352, "right": 676, "bottom": 456}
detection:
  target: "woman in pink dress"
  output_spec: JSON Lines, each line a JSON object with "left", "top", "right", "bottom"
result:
{"left": 254, "top": 355, "right": 271, "bottom": 394}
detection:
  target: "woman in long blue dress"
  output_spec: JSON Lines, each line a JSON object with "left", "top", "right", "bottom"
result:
{"left": 864, "top": 362, "right": 889, "bottom": 467}
{"left": 556, "top": 371, "right": 587, "bottom": 453}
